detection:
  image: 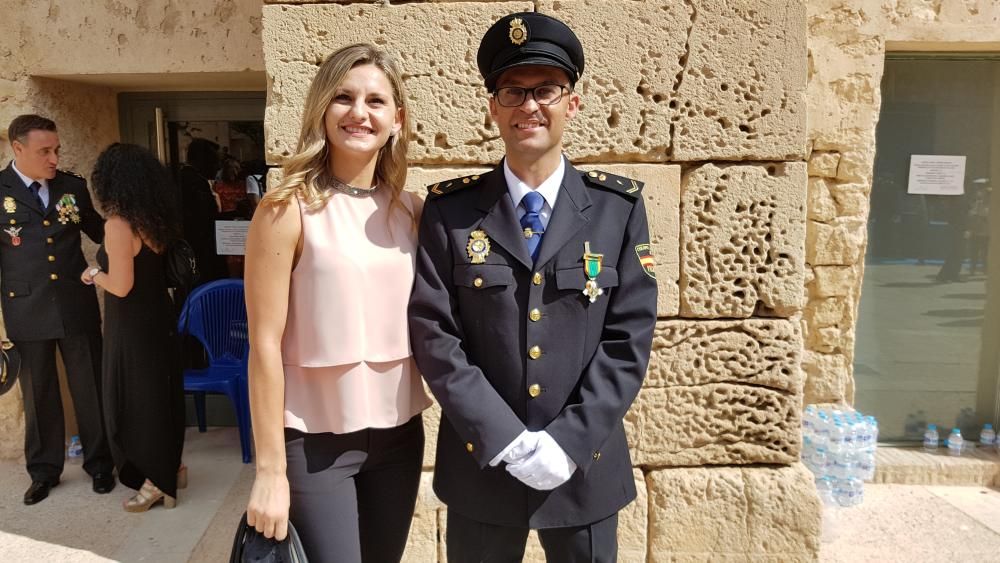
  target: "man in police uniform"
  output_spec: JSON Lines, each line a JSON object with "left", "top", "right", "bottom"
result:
{"left": 408, "top": 12, "right": 657, "bottom": 562}
{"left": 1, "top": 115, "right": 114, "bottom": 505}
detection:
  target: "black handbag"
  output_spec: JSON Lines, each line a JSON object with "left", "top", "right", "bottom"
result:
{"left": 0, "top": 341, "right": 20, "bottom": 396}
{"left": 230, "top": 512, "right": 308, "bottom": 563}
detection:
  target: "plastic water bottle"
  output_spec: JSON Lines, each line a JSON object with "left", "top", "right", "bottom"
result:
{"left": 816, "top": 476, "right": 836, "bottom": 506}
{"left": 923, "top": 424, "right": 939, "bottom": 451}
{"left": 866, "top": 416, "right": 879, "bottom": 448}
{"left": 67, "top": 435, "right": 83, "bottom": 463}
{"left": 980, "top": 424, "right": 995, "bottom": 448}
{"left": 834, "top": 476, "right": 863, "bottom": 507}
{"left": 946, "top": 428, "right": 963, "bottom": 456}
{"left": 810, "top": 443, "right": 829, "bottom": 476}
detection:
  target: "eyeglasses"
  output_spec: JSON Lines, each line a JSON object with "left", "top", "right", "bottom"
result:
{"left": 492, "top": 84, "right": 571, "bottom": 108}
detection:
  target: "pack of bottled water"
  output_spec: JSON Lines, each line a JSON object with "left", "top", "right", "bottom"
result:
{"left": 801, "top": 405, "right": 877, "bottom": 510}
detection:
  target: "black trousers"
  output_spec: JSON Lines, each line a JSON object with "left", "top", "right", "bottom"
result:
{"left": 16, "top": 333, "right": 113, "bottom": 481}
{"left": 285, "top": 414, "right": 424, "bottom": 563}
{"left": 446, "top": 510, "right": 618, "bottom": 563}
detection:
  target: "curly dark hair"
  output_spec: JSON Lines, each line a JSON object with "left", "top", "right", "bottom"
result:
{"left": 91, "top": 143, "right": 181, "bottom": 250}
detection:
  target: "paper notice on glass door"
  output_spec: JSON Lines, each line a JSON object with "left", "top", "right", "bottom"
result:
{"left": 215, "top": 221, "right": 250, "bottom": 256}
{"left": 907, "top": 155, "right": 966, "bottom": 196}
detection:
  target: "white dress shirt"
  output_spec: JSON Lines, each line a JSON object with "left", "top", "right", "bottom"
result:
{"left": 503, "top": 157, "right": 565, "bottom": 231}
{"left": 11, "top": 161, "right": 50, "bottom": 208}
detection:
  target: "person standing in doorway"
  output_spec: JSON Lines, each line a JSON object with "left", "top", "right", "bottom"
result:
{"left": 178, "top": 138, "right": 226, "bottom": 283}
{"left": 408, "top": 13, "right": 657, "bottom": 562}
{"left": 0, "top": 114, "right": 115, "bottom": 505}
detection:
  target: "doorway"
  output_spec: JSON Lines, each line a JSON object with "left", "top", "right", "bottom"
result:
{"left": 856, "top": 54, "right": 1000, "bottom": 442}
{"left": 118, "top": 92, "right": 266, "bottom": 427}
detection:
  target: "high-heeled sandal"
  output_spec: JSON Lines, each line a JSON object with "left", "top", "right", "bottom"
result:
{"left": 177, "top": 465, "right": 188, "bottom": 490}
{"left": 123, "top": 480, "right": 176, "bottom": 513}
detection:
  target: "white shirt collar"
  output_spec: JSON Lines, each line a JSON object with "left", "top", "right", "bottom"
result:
{"left": 503, "top": 157, "right": 564, "bottom": 212}
{"left": 11, "top": 161, "right": 48, "bottom": 191}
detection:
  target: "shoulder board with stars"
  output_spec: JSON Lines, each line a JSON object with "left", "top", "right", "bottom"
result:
{"left": 581, "top": 170, "right": 643, "bottom": 197}
{"left": 426, "top": 174, "right": 483, "bottom": 199}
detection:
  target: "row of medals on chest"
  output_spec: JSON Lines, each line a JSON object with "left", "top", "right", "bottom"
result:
{"left": 4, "top": 194, "right": 81, "bottom": 247}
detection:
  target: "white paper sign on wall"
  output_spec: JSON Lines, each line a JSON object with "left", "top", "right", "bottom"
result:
{"left": 907, "top": 155, "right": 967, "bottom": 196}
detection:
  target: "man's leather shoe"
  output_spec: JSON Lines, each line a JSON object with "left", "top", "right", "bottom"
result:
{"left": 92, "top": 472, "right": 116, "bottom": 494}
{"left": 23, "top": 479, "right": 58, "bottom": 505}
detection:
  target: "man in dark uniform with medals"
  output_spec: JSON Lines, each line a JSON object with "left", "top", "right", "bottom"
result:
{"left": 408, "top": 13, "right": 657, "bottom": 562}
{"left": 1, "top": 115, "right": 114, "bottom": 505}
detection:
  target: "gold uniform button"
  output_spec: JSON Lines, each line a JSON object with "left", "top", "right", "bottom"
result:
{"left": 466, "top": 442, "right": 475, "bottom": 453}
{"left": 43, "top": 220, "right": 50, "bottom": 226}
{"left": 473, "top": 277, "right": 484, "bottom": 288}
{"left": 46, "top": 237, "right": 54, "bottom": 244}
{"left": 8, "top": 219, "right": 14, "bottom": 225}
{"left": 8, "top": 292, "right": 13, "bottom": 297}
{"left": 50, "top": 273, "right": 58, "bottom": 280}
{"left": 48, "top": 255, "right": 55, "bottom": 262}
{"left": 532, "top": 272, "right": 542, "bottom": 285}
{"left": 593, "top": 451, "right": 602, "bottom": 461}
{"left": 528, "top": 384, "right": 542, "bottom": 398}
{"left": 529, "top": 308, "right": 542, "bottom": 322}
{"left": 528, "top": 346, "right": 542, "bottom": 360}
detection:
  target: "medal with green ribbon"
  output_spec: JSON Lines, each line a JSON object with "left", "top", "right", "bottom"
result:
{"left": 582, "top": 241, "right": 604, "bottom": 303}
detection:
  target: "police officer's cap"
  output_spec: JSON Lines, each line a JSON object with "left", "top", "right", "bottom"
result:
{"left": 477, "top": 12, "right": 585, "bottom": 92}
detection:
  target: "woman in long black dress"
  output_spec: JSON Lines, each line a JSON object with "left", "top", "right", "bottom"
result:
{"left": 81, "top": 143, "right": 185, "bottom": 512}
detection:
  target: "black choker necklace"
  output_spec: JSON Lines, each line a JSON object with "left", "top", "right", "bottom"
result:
{"left": 330, "top": 176, "right": 378, "bottom": 198}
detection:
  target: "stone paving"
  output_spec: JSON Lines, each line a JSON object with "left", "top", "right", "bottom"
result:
{"left": 0, "top": 426, "right": 997, "bottom": 562}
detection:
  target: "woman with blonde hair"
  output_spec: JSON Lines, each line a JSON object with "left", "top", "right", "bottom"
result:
{"left": 244, "top": 43, "right": 431, "bottom": 562}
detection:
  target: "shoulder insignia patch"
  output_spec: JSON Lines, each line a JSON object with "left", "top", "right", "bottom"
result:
{"left": 426, "top": 174, "right": 483, "bottom": 199}
{"left": 635, "top": 243, "right": 656, "bottom": 279}
{"left": 581, "top": 170, "right": 643, "bottom": 197}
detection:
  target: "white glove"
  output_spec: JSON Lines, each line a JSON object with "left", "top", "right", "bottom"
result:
{"left": 505, "top": 431, "right": 577, "bottom": 490}
{"left": 489, "top": 430, "right": 539, "bottom": 467}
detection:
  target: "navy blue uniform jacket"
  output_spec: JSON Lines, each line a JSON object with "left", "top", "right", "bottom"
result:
{"left": 0, "top": 164, "right": 103, "bottom": 341}
{"left": 408, "top": 159, "right": 657, "bottom": 528}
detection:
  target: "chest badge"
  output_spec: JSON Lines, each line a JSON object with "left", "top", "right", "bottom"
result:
{"left": 56, "top": 194, "right": 81, "bottom": 225}
{"left": 3, "top": 197, "right": 16, "bottom": 214}
{"left": 582, "top": 241, "right": 604, "bottom": 303}
{"left": 4, "top": 226, "right": 22, "bottom": 247}
{"left": 467, "top": 229, "right": 491, "bottom": 264}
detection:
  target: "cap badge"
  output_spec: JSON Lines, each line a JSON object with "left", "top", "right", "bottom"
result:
{"left": 467, "top": 229, "right": 492, "bottom": 264}
{"left": 509, "top": 17, "right": 528, "bottom": 46}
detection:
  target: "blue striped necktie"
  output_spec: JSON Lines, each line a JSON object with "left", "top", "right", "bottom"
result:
{"left": 520, "top": 191, "right": 545, "bottom": 262}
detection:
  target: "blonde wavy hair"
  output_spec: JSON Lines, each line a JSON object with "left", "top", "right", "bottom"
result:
{"left": 263, "top": 44, "right": 412, "bottom": 225}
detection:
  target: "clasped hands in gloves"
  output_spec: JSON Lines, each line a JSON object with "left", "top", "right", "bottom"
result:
{"left": 490, "top": 430, "right": 577, "bottom": 490}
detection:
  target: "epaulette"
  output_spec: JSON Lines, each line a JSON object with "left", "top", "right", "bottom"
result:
{"left": 426, "top": 173, "right": 483, "bottom": 199}
{"left": 57, "top": 169, "right": 84, "bottom": 180}
{"left": 581, "top": 170, "right": 643, "bottom": 197}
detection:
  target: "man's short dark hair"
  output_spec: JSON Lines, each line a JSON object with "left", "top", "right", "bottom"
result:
{"left": 8, "top": 114, "right": 57, "bottom": 145}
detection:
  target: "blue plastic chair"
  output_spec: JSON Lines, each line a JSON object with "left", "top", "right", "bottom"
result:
{"left": 178, "top": 279, "right": 252, "bottom": 463}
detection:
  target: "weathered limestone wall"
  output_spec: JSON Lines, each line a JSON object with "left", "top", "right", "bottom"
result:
{"left": 265, "top": 1, "right": 818, "bottom": 560}
{"left": 803, "top": 0, "right": 1000, "bottom": 405}
{"left": 0, "top": 0, "right": 265, "bottom": 460}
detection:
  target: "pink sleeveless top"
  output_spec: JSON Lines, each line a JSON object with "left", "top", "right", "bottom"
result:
{"left": 282, "top": 188, "right": 431, "bottom": 434}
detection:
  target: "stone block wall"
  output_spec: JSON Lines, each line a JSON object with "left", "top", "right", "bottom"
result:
{"left": 264, "top": 1, "right": 818, "bottom": 560}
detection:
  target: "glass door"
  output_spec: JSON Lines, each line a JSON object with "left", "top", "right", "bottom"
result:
{"left": 856, "top": 54, "right": 1000, "bottom": 442}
